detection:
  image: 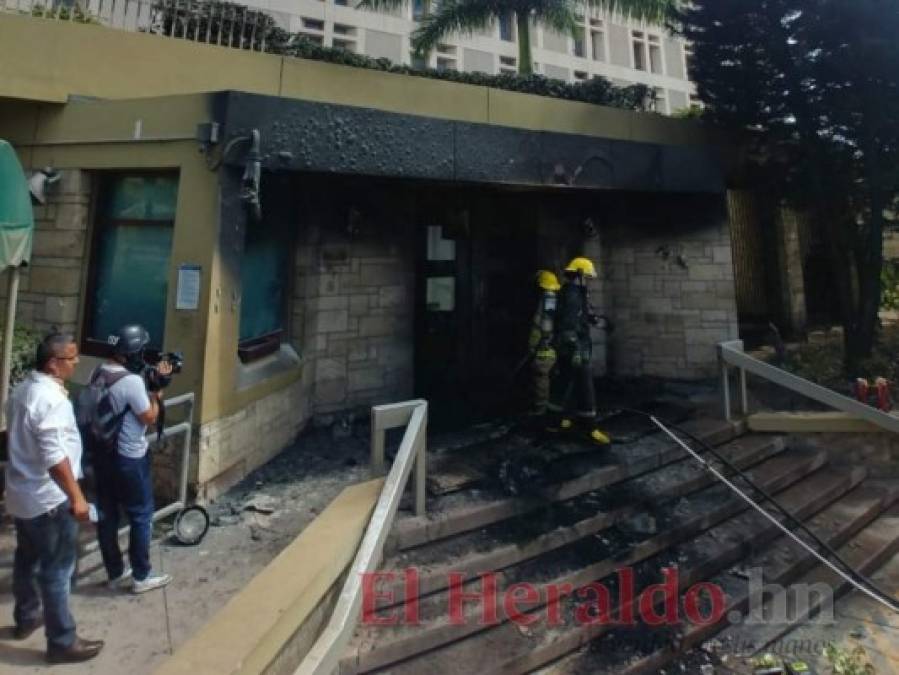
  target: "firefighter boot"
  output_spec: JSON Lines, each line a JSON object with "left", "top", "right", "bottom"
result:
{"left": 545, "top": 415, "right": 573, "bottom": 433}
{"left": 588, "top": 427, "right": 611, "bottom": 445}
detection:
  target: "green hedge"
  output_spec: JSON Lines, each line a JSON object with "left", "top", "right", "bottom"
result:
{"left": 882, "top": 261, "right": 899, "bottom": 310}
{"left": 1, "top": 326, "right": 41, "bottom": 388}
{"left": 150, "top": 1, "right": 652, "bottom": 111}
{"left": 271, "top": 35, "right": 652, "bottom": 110}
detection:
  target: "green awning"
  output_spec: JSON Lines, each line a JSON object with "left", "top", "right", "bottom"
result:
{"left": 0, "top": 140, "right": 33, "bottom": 269}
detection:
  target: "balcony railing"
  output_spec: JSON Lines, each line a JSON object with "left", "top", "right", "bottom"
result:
{"left": 1, "top": 0, "right": 277, "bottom": 52}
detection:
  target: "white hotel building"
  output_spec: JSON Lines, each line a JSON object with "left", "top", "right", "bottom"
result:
{"left": 247, "top": 0, "right": 699, "bottom": 114}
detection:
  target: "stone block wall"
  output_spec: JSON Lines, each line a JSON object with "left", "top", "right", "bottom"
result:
{"left": 603, "top": 195, "right": 739, "bottom": 379}
{"left": 0, "top": 170, "right": 90, "bottom": 335}
{"left": 195, "top": 376, "right": 310, "bottom": 500}
{"left": 292, "top": 191, "right": 416, "bottom": 422}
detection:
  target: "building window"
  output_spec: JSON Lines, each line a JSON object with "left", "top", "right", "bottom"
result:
{"left": 412, "top": 0, "right": 427, "bottom": 21}
{"left": 334, "top": 0, "right": 348, "bottom": 5}
{"left": 648, "top": 34, "right": 663, "bottom": 74}
{"left": 301, "top": 17, "right": 324, "bottom": 31}
{"left": 684, "top": 43, "right": 696, "bottom": 80}
{"left": 499, "top": 12, "right": 514, "bottom": 42}
{"left": 632, "top": 30, "right": 647, "bottom": 70}
{"left": 499, "top": 55, "right": 517, "bottom": 74}
{"left": 298, "top": 17, "right": 325, "bottom": 45}
{"left": 238, "top": 183, "right": 292, "bottom": 359}
{"left": 436, "top": 57, "right": 457, "bottom": 71}
{"left": 332, "top": 23, "right": 357, "bottom": 51}
{"left": 333, "top": 39, "right": 356, "bottom": 51}
{"left": 632, "top": 31, "right": 663, "bottom": 74}
{"left": 435, "top": 46, "right": 457, "bottom": 71}
{"left": 411, "top": 52, "right": 428, "bottom": 69}
{"left": 573, "top": 70, "right": 588, "bottom": 81}
{"left": 651, "top": 87, "right": 668, "bottom": 114}
{"left": 573, "top": 28, "right": 586, "bottom": 58}
{"left": 589, "top": 19, "right": 605, "bottom": 62}
{"left": 84, "top": 173, "right": 177, "bottom": 354}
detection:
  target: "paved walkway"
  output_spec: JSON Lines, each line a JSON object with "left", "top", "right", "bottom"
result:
{"left": 0, "top": 425, "right": 370, "bottom": 674}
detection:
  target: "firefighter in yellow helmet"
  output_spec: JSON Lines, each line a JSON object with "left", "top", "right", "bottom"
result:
{"left": 546, "top": 257, "right": 611, "bottom": 445}
{"left": 528, "top": 270, "right": 561, "bottom": 415}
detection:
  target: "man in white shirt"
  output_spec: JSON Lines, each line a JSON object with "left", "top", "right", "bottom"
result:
{"left": 5, "top": 333, "right": 104, "bottom": 663}
{"left": 92, "top": 324, "right": 172, "bottom": 594}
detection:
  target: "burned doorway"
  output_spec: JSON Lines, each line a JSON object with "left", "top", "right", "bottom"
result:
{"left": 414, "top": 188, "right": 542, "bottom": 426}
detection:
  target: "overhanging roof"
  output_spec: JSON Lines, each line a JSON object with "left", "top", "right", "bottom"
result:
{"left": 219, "top": 92, "right": 724, "bottom": 194}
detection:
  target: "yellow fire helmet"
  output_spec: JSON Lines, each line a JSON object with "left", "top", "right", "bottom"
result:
{"left": 536, "top": 269, "right": 561, "bottom": 291}
{"left": 564, "top": 257, "right": 597, "bottom": 278}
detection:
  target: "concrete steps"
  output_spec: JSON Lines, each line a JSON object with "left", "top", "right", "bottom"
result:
{"left": 339, "top": 417, "right": 899, "bottom": 675}
{"left": 543, "top": 483, "right": 899, "bottom": 675}
{"left": 341, "top": 434, "right": 812, "bottom": 674}
{"left": 380, "top": 434, "right": 785, "bottom": 602}
{"left": 390, "top": 418, "right": 741, "bottom": 551}
{"left": 345, "top": 454, "right": 847, "bottom": 675}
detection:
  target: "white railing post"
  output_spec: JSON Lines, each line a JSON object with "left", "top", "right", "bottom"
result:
{"left": 718, "top": 339, "right": 899, "bottom": 434}
{"left": 298, "top": 399, "right": 428, "bottom": 675}
{"left": 739, "top": 366, "right": 749, "bottom": 416}
{"left": 371, "top": 412, "right": 385, "bottom": 473}
{"left": 414, "top": 403, "right": 427, "bottom": 517}
{"left": 717, "top": 342, "right": 731, "bottom": 422}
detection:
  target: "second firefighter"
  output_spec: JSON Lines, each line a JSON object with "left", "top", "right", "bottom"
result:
{"left": 546, "top": 257, "right": 611, "bottom": 445}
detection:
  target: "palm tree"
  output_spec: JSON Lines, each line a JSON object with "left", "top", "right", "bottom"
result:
{"left": 357, "top": 0, "right": 678, "bottom": 75}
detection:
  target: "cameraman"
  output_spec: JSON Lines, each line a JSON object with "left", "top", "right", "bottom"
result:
{"left": 92, "top": 324, "right": 172, "bottom": 594}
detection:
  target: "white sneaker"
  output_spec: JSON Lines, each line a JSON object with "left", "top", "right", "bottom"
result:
{"left": 107, "top": 567, "right": 133, "bottom": 590}
{"left": 131, "top": 573, "right": 172, "bottom": 594}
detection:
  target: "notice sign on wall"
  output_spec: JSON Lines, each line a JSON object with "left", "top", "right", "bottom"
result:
{"left": 176, "top": 264, "right": 201, "bottom": 310}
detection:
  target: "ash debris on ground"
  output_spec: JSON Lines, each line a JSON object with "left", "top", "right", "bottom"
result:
{"left": 205, "top": 418, "right": 372, "bottom": 535}
{"left": 580, "top": 623, "right": 682, "bottom": 673}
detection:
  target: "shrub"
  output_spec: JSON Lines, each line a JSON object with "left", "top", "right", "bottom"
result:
{"left": 30, "top": 3, "right": 98, "bottom": 23}
{"left": 150, "top": 1, "right": 652, "bottom": 111}
{"left": 0, "top": 326, "right": 42, "bottom": 388}
{"left": 881, "top": 261, "right": 899, "bottom": 311}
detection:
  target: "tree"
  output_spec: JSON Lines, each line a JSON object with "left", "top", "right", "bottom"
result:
{"left": 357, "top": 0, "right": 678, "bottom": 74}
{"left": 678, "top": 0, "right": 899, "bottom": 373}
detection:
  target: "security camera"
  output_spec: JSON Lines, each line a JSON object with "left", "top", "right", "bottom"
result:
{"left": 28, "top": 167, "right": 61, "bottom": 205}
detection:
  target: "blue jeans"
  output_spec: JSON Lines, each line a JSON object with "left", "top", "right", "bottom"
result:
{"left": 95, "top": 453, "right": 155, "bottom": 582}
{"left": 13, "top": 503, "right": 78, "bottom": 649}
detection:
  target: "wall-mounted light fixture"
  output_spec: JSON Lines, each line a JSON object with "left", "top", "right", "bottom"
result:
{"left": 240, "top": 130, "right": 262, "bottom": 222}
{"left": 28, "top": 167, "right": 61, "bottom": 204}
{"left": 204, "top": 129, "right": 263, "bottom": 222}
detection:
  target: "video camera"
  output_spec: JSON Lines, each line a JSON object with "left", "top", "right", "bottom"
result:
{"left": 142, "top": 349, "right": 184, "bottom": 392}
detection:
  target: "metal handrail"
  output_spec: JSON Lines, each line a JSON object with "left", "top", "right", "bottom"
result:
{"left": 718, "top": 339, "right": 899, "bottom": 434}
{"left": 295, "top": 399, "right": 428, "bottom": 675}
{"left": 79, "top": 391, "right": 196, "bottom": 554}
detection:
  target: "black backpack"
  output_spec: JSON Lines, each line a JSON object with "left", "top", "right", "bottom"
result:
{"left": 75, "top": 368, "right": 131, "bottom": 456}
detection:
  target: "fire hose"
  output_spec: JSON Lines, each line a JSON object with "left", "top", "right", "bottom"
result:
{"left": 635, "top": 411, "right": 899, "bottom": 614}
